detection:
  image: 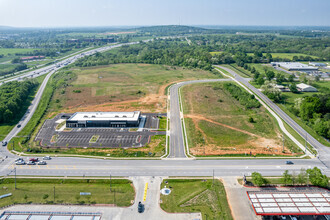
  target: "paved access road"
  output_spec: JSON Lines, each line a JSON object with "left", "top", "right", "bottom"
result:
{"left": 168, "top": 79, "right": 231, "bottom": 158}
{"left": 216, "top": 65, "right": 330, "bottom": 168}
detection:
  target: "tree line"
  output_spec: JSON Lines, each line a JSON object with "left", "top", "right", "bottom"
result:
{"left": 0, "top": 80, "right": 38, "bottom": 123}
{"left": 222, "top": 83, "right": 261, "bottom": 109}
{"left": 251, "top": 167, "right": 328, "bottom": 188}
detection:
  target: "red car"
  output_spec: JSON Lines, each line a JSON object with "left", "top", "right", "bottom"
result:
{"left": 29, "top": 158, "right": 39, "bottom": 162}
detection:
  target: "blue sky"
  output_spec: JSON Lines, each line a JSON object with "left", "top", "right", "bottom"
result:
{"left": 0, "top": 0, "right": 329, "bottom": 27}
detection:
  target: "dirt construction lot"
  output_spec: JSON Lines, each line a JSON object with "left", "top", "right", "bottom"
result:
{"left": 182, "top": 82, "right": 302, "bottom": 156}
{"left": 49, "top": 64, "right": 218, "bottom": 115}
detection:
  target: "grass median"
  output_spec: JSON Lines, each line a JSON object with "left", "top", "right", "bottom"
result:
{"left": 160, "top": 179, "right": 233, "bottom": 220}
{"left": 0, "top": 178, "right": 135, "bottom": 208}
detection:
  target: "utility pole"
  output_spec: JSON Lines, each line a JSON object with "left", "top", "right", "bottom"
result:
{"left": 305, "top": 132, "right": 307, "bottom": 153}
{"left": 53, "top": 186, "right": 55, "bottom": 202}
{"left": 282, "top": 132, "right": 285, "bottom": 152}
{"left": 110, "top": 174, "right": 112, "bottom": 192}
{"left": 14, "top": 168, "right": 17, "bottom": 190}
{"left": 212, "top": 169, "right": 214, "bottom": 186}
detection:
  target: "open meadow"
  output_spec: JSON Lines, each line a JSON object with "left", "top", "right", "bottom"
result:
{"left": 0, "top": 178, "right": 134, "bottom": 207}
{"left": 182, "top": 82, "right": 302, "bottom": 156}
{"left": 50, "top": 63, "right": 218, "bottom": 114}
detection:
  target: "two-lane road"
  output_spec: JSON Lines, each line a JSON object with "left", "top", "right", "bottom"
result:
{"left": 168, "top": 79, "right": 231, "bottom": 158}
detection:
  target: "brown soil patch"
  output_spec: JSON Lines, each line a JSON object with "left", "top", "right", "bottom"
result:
{"left": 186, "top": 114, "right": 293, "bottom": 156}
{"left": 186, "top": 114, "right": 260, "bottom": 137}
{"left": 60, "top": 79, "right": 194, "bottom": 114}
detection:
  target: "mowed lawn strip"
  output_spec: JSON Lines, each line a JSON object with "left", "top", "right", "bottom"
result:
{"left": 160, "top": 179, "right": 233, "bottom": 220}
{"left": 0, "top": 178, "right": 135, "bottom": 207}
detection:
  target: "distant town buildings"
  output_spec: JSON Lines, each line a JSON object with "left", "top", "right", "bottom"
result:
{"left": 66, "top": 38, "right": 115, "bottom": 44}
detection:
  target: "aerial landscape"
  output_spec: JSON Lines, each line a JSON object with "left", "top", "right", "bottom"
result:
{"left": 0, "top": 0, "right": 330, "bottom": 219}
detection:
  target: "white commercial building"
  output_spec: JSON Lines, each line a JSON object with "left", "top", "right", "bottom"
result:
{"left": 272, "top": 62, "right": 318, "bottom": 71}
{"left": 296, "top": 83, "right": 318, "bottom": 92}
{"left": 66, "top": 111, "right": 141, "bottom": 128}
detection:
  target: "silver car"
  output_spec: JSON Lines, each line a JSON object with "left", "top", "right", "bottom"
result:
{"left": 37, "top": 161, "right": 47, "bottom": 165}
{"left": 16, "top": 161, "right": 26, "bottom": 165}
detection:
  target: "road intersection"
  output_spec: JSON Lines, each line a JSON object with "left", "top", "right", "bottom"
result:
{"left": 0, "top": 48, "right": 329, "bottom": 180}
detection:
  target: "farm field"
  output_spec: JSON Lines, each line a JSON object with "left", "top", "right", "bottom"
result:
{"left": 0, "top": 178, "right": 134, "bottom": 207}
{"left": 50, "top": 63, "right": 218, "bottom": 114}
{"left": 246, "top": 53, "right": 320, "bottom": 60}
{"left": 160, "top": 179, "right": 233, "bottom": 220}
{"left": 182, "top": 82, "right": 302, "bottom": 156}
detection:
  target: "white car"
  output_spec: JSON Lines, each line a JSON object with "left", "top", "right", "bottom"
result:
{"left": 43, "top": 156, "right": 51, "bottom": 160}
{"left": 37, "top": 161, "right": 47, "bottom": 165}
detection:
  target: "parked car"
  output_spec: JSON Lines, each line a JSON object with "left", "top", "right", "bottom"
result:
{"left": 286, "top": 161, "right": 294, "bottom": 165}
{"left": 27, "top": 161, "right": 35, "bottom": 165}
{"left": 138, "top": 201, "right": 144, "bottom": 213}
{"left": 37, "top": 161, "right": 47, "bottom": 165}
{"left": 43, "top": 156, "right": 51, "bottom": 160}
{"left": 29, "top": 158, "right": 38, "bottom": 162}
{"left": 16, "top": 161, "right": 26, "bottom": 165}
{"left": 15, "top": 158, "right": 24, "bottom": 162}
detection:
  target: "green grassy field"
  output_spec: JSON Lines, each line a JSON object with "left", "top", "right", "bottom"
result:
{"left": 160, "top": 179, "right": 233, "bottom": 220}
{"left": 182, "top": 82, "right": 302, "bottom": 156}
{"left": 249, "top": 63, "right": 291, "bottom": 77}
{"left": 246, "top": 53, "right": 320, "bottom": 60}
{"left": 0, "top": 178, "right": 134, "bottom": 207}
{"left": 0, "top": 48, "right": 36, "bottom": 56}
{"left": 50, "top": 64, "right": 218, "bottom": 114}
{"left": 158, "top": 116, "right": 167, "bottom": 130}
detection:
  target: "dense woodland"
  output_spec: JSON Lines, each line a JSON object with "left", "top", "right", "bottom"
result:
{"left": 0, "top": 81, "right": 38, "bottom": 123}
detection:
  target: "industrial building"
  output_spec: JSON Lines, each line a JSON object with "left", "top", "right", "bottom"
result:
{"left": 309, "top": 62, "right": 327, "bottom": 67}
{"left": 271, "top": 62, "right": 318, "bottom": 71}
{"left": 66, "top": 111, "right": 141, "bottom": 128}
{"left": 296, "top": 83, "right": 318, "bottom": 92}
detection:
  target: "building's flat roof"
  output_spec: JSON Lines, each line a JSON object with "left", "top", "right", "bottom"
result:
{"left": 68, "top": 111, "right": 141, "bottom": 122}
{"left": 247, "top": 191, "right": 330, "bottom": 216}
{"left": 273, "top": 62, "right": 318, "bottom": 70}
{"left": 296, "top": 83, "right": 316, "bottom": 89}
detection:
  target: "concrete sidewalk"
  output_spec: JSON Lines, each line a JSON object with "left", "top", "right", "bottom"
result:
{"left": 222, "top": 177, "right": 258, "bottom": 220}
{"left": 1, "top": 176, "right": 201, "bottom": 220}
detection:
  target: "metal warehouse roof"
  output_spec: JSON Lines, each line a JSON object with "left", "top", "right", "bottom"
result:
{"left": 0, "top": 211, "right": 101, "bottom": 220}
{"left": 274, "top": 62, "right": 318, "bottom": 70}
{"left": 296, "top": 83, "right": 316, "bottom": 90}
{"left": 247, "top": 191, "right": 330, "bottom": 216}
{"left": 68, "top": 111, "right": 141, "bottom": 122}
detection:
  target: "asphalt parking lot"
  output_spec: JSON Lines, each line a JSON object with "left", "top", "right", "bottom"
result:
{"left": 35, "top": 113, "right": 166, "bottom": 148}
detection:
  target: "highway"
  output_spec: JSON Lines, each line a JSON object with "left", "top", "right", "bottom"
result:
{"left": 216, "top": 65, "right": 330, "bottom": 168}
{"left": 168, "top": 79, "right": 231, "bottom": 158}
{"left": 1, "top": 157, "right": 328, "bottom": 177}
